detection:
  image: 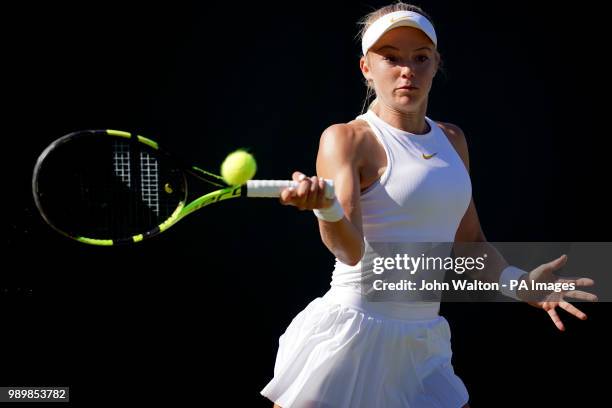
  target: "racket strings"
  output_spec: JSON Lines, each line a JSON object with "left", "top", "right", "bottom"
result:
{"left": 117, "top": 139, "right": 171, "bottom": 235}
{"left": 138, "top": 150, "right": 160, "bottom": 215}
{"left": 112, "top": 140, "right": 132, "bottom": 188}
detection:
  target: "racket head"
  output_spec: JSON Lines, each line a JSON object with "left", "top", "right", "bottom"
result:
{"left": 32, "top": 130, "right": 188, "bottom": 245}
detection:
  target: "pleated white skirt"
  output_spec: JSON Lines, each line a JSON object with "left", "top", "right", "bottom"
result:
{"left": 261, "top": 287, "right": 469, "bottom": 408}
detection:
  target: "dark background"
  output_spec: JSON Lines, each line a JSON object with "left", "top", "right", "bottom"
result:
{"left": 3, "top": 0, "right": 609, "bottom": 406}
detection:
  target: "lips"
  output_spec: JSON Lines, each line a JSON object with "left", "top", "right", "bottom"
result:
{"left": 397, "top": 86, "right": 417, "bottom": 90}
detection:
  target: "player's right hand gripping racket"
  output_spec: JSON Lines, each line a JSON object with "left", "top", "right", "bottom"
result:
{"left": 32, "top": 129, "right": 334, "bottom": 246}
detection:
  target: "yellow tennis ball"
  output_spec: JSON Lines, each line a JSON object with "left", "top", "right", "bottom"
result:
{"left": 221, "top": 149, "right": 257, "bottom": 185}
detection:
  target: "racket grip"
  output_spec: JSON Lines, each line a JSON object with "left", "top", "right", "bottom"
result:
{"left": 246, "top": 179, "right": 335, "bottom": 199}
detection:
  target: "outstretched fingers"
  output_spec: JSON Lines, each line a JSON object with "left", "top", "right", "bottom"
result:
{"left": 563, "top": 290, "right": 598, "bottom": 302}
{"left": 546, "top": 307, "right": 565, "bottom": 332}
{"left": 558, "top": 301, "right": 587, "bottom": 320}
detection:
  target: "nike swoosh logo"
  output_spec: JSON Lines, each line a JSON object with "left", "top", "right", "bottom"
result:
{"left": 422, "top": 152, "right": 437, "bottom": 160}
{"left": 390, "top": 16, "right": 406, "bottom": 23}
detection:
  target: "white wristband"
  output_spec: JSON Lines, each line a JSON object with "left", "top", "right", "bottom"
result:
{"left": 499, "top": 266, "right": 529, "bottom": 301}
{"left": 313, "top": 198, "right": 344, "bottom": 222}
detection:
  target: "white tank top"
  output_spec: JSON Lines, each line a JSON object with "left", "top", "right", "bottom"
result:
{"left": 329, "top": 109, "right": 472, "bottom": 314}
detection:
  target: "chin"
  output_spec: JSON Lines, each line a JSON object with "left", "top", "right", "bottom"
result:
{"left": 394, "top": 97, "right": 420, "bottom": 108}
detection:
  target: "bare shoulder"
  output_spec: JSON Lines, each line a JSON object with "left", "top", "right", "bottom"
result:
{"left": 318, "top": 120, "right": 371, "bottom": 161}
{"left": 321, "top": 119, "right": 371, "bottom": 144}
{"left": 436, "top": 121, "right": 470, "bottom": 169}
{"left": 436, "top": 121, "right": 467, "bottom": 148}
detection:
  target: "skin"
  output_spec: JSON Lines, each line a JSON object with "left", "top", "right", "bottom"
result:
{"left": 274, "top": 23, "right": 596, "bottom": 408}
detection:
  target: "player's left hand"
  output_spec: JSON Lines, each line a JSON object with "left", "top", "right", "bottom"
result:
{"left": 519, "top": 254, "right": 598, "bottom": 331}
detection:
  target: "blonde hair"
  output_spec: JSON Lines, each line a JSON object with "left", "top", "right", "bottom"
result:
{"left": 356, "top": 2, "right": 437, "bottom": 114}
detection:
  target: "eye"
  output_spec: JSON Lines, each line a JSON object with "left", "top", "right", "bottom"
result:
{"left": 416, "top": 55, "right": 430, "bottom": 63}
{"left": 383, "top": 55, "right": 398, "bottom": 63}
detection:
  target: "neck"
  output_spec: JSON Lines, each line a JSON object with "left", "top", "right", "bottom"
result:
{"left": 371, "top": 100, "right": 429, "bottom": 134}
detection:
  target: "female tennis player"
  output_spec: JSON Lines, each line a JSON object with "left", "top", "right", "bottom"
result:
{"left": 261, "top": 3, "right": 596, "bottom": 407}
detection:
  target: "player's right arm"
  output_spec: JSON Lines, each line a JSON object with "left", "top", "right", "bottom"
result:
{"left": 280, "top": 124, "right": 365, "bottom": 266}
{"left": 316, "top": 124, "right": 365, "bottom": 265}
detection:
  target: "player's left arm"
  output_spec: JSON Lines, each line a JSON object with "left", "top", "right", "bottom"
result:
{"left": 439, "top": 122, "right": 508, "bottom": 281}
{"left": 441, "top": 122, "right": 597, "bottom": 330}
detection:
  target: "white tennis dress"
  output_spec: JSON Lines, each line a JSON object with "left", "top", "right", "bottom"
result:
{"left": 261, "top": 108, "right": 473, "bottom": 407}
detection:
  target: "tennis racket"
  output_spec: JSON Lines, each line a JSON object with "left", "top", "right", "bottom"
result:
{"left": 32, "top": 129, "right": 334, "bottom": 246}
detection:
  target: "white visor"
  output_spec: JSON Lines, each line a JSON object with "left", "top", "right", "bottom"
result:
{"left": 361, "top": 10, "right": 437, "bottom": 56}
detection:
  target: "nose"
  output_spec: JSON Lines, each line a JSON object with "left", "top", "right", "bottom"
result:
{"left": 400, "top": 64, "right": 415, "bottom": 78}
